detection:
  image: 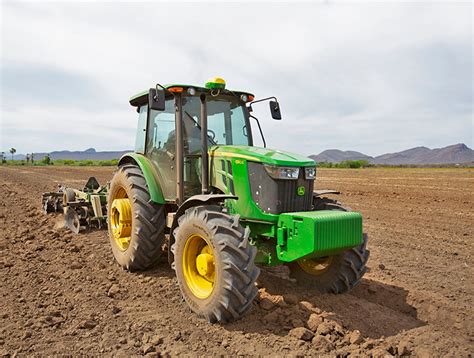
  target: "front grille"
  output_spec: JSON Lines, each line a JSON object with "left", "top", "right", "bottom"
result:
{"left": 248, "top": 162, "right": 314, "bottom": 214}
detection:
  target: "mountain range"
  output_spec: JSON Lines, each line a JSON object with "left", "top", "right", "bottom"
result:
{"left": 309, "top": 143, "right": 473, "bottom": 165}
{"left": 9, "top": 148, "right": 130, "bottom": 161}
{"left": 6, "top": 143, "right": 473, "bottom": 165}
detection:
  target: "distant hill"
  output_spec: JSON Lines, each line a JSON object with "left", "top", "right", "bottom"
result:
{"left": 310, "top": 143, "right": 473, "bottom": 165}
{"left": 372, "top": 143, "right": 473, "bottom": 165}
{"left": 373, "top": 146, "right": 432, "bottom": 165}
{"left": 309, "top": 150, "right": 373, "bottom": 163}
{"left": 12, "top": 148, "right": 131, "bottom": 161}
{"left": 7, "top": 143, "right": 473, "bottom": 165}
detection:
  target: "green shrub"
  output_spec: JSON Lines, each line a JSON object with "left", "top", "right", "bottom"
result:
{"left": 42, "top": 155, "right": 52, "bottom": 165}
{"left": 98, "top": 159, "right": 118, "bottom": 166}
{"left": 316, "top": 162, "right": 333, "bottom": 168}
{"left": 317, "top": 160, "right": 371, "bottom": 168}
{"left": 47, "top": 159, "right": 119, "bottom": 166}
{"left": 76, "top": 160, "right": 94, "bottom": 166}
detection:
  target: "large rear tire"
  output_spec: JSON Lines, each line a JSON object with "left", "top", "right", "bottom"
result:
{"left": 172, "top": 206, "right": 260, "bottom": 323}
{"left": 107, "top": 164, "right": 166, "bottom": 271}
{"left": 288, "top": 197, "right": 369, "bottom": 293}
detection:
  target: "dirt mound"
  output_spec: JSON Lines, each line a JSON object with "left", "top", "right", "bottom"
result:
{"left": 0, "top": 166, "right": 472, "bottom": 356}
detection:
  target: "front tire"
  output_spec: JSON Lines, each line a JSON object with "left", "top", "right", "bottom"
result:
{"left": 288, "top": 234, "right": 369, "bottom": 293}
{"left": 313, "top": 196, "right": 350, "bottom": 211}
{"left": 107, "top": 164, "right": 166, "bottom": 271}
{"left": 288, "top": 196, "right": 369, "bottom": 293}
{"left": 172, "top": 206, "right": 260, "bottom": 323}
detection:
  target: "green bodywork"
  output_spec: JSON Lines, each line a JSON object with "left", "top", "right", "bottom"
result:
{"left": 124, "top": 84, "right": 364, "bottom": 266}
{"left": 119, "top": 152, "right": 165, "bottom": 204}
{"left": 206, "top": 147, "right": 363, "bottom": 265}
{"left": 209, "top": 146, "right": 312, "bottom": 234}
{"left": 277, "top": 211, "right": 363, "bottom": 261}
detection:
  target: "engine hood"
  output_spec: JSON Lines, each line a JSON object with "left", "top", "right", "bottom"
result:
{"left": 209, "top": 145, "right": 315, "bottom": 167}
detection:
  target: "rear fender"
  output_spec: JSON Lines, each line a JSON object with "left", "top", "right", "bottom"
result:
{"left": 118, "top": 153, "right": 165, "bottom": 204}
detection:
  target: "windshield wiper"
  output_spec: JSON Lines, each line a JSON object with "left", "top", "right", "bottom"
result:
{"left": 184, "top": 111, "right": 217, "bottom": 146}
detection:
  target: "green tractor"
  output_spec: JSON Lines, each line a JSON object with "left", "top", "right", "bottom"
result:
{"left": 108, "top": 77, "right": 369, "bottom": 323}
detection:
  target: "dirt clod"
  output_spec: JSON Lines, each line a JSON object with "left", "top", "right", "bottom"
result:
{"left": 316, "top": 321, "right": 334, "bottom": 336}
{"left": 397, "top": 338, "right": 411, "bottom": 356}
{"left": 349, "top": 330, "right": 363, "bottom": 345}
{"left": 21, "top": 331, "right": 32, "bottom": 340}
{"left": 107, "top": 284, "right": 120, "bottom": 298}
{"left": 289, "top": 327, "right": 314, "bottom": 341}
{"left": 414, "top": 346, "right": 432, "bottom": 358}
{"left": 150, "top": 336, "right": 163, "bottom": 346}
{"left": 79, "top": 320, "right": 98, "bottom": 329}
{"left": 142, "top": 344, "right": 155, "bottom": 354}
{"left": 307, "top": 313, "right": 324, "bottom": 332}
{"left": 312, "top": 334, "right": 335, "bottom": 352}
{"left": 111, "top": 306, "right": 121, "bottom": 314}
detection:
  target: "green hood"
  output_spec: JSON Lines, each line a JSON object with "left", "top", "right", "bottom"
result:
{"left": 209, "top": 146, "right": 315, "bottom": 167}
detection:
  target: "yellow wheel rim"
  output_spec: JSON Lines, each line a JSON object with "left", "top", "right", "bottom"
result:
{"left": 182, "top": 234, "right": 216, "bottom": 299}
{"left": 110, "top": 191, "right": 132, "bottom": 251}
{"left": 297, "top": 256, "right": 333, "bottom": 276}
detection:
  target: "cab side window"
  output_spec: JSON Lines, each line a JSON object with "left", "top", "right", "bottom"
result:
{"left": 134, "top": 105, "right": 147, "bottom": 153}
{"left": 147, "top": 99, "right": 176, "bottom": 154}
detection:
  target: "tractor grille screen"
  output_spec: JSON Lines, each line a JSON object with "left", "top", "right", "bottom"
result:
{"left": 247, "top": 162, "right": 313, "bottom": 214}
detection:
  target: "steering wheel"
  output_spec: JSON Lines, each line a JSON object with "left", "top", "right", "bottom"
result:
{"left": 207, "top": 129, "right": 216, "bottom": 141}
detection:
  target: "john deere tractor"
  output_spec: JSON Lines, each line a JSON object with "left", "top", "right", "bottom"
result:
{"left": 108, "top": 77, "right": 369, "bottom": 323}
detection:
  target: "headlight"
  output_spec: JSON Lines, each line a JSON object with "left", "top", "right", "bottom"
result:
{"left": 305, "top": 167, "right": 316, "bottom": 180}
{"left": 264, "top": 165, "right": 299, "bottom": 180}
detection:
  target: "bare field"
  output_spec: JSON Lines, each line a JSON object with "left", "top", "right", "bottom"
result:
{"left": 0, "top": 166, "right": 473, "bottom": 356}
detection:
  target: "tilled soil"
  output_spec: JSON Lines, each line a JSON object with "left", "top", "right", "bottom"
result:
{"left": 0, "top": 166, "right": 472, "bottom": 357}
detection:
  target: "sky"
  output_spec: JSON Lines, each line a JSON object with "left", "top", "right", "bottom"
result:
{"left": 0, "top": 0, "right": 472, "bottom": 157}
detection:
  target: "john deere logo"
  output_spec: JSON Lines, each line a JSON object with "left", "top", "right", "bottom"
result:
{"left": 297, "top": 186, "right": 305, "bottom": 196}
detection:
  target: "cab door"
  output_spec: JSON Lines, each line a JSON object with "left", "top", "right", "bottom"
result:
{"left": 145, "top": 100, "right": 177, "bottom": 201}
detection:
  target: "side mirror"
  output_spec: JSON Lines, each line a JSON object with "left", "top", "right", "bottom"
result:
{"left": 269, "top": 101, "right": 281, "bottom": 120}
{"left": 149, "top": 88, "right": 165, "bottom": 111}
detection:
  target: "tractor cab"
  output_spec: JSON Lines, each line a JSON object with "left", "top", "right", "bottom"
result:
{"left": 128, "top": 78, "right": 280, "bottom": 203}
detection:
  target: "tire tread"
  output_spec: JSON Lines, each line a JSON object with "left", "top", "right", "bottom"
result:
{"left": 172, "top": 206, "right": 259, "bottom": 323}
{"left": 108, "top": 165, "right": 166, "bottom": 271}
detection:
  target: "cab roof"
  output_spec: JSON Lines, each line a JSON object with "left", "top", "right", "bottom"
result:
{"left": 129, "top": 84, "right": 254, "bottom": 107}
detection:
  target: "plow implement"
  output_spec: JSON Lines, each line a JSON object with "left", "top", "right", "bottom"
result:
{"left": 42, "top": 177, "right": 109, "bottom": 234}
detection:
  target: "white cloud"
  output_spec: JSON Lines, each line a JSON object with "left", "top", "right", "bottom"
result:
{"left": 1, "top": 1, "right": 472, "bottom": 156}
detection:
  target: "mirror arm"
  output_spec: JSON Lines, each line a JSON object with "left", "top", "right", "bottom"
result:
{"left": 248, "top": 96, "right": 279, "bottom": 106}
{"left": 247, "top": 96, "right": 281, "bottom": 119}
{"left": 249, "top": 114, "right": 266, "bottom": 148}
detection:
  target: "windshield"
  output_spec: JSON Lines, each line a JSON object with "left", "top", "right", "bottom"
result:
{"left": 181, "top": 95, "right": 250, "bottom": 152}
{"left": 147, "top": 95, "right": 251, "bottom": 156}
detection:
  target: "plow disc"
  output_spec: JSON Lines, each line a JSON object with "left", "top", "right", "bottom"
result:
{"left": 42, "top": 190, "right": 64, "bottom": 214}
{"left": 64, "top": 207, "right": 82, "bottom": 234}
